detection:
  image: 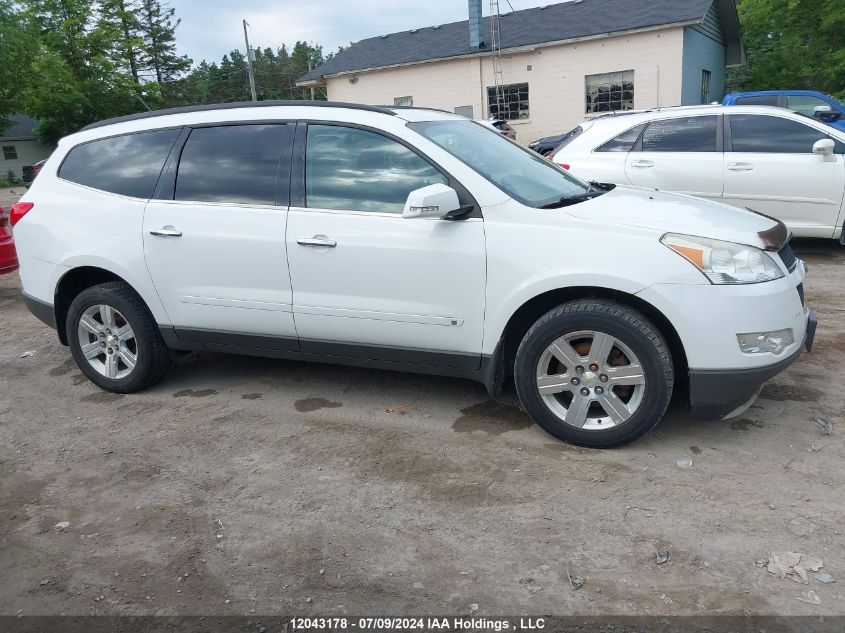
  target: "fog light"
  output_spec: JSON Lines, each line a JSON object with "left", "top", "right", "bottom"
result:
{"left": 737, "top": 329, "right": 794, "bottom": 355}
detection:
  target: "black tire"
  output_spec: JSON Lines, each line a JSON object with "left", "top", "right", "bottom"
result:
{"left": 66, "top": 282, "right": 170, "bottom": 393}
{"left": 514, "top": 300, "right": 673, "bottom": 448}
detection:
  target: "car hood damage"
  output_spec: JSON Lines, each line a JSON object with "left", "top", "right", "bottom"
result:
{"left": 565, "top": 185, "right": 781, "bottom": 247}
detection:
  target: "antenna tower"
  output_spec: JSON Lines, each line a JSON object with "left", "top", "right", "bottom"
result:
{"left": 489, "top": 0, "right": 505, "bottom": 119}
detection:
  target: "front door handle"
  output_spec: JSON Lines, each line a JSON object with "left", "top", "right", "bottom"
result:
{"left": 149, "top": 226, "right": 182, "bottom": 237}
{"left": 727, "top": 162, "right": 754, "bottom": 172}
{"left": 630, "top": 159, "right": 654, "bottom": 168}
{"left": 297, "top": 236, "right": 337, "bottom": 248}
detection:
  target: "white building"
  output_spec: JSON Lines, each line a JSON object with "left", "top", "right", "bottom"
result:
{"left": 1, "top": 115, "right": 53, "bottom": 181}
{"left": 298, "top": 0, "right": 744, "bottom": 144}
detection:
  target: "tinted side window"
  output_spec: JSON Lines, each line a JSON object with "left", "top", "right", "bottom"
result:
{"left": 176, "top": 125, "right": 289, "bottom": 205}
{"left": 60, "top": 129, "right": 180, "bottom": 198}
{"left": 641, "top": 116, "right": 718, "bottom": 152}
{"left": 306, "top": 125, "right": 447, "bottom": 213}
{"left": 595, "top": 123, "right": 645, "bottom": 152}
{"left": 735, "top": 95, "right": 780, "bottom": 107}
{"left": 729, "top": 115, "right": 834, "bottom": 153}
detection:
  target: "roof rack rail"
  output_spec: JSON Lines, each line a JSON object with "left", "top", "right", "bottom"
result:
{"left": 388, "top": 105, "right": 457, "bottom": 115}
{"left": 80, "top": 100, "right": 397, "bottom": 132}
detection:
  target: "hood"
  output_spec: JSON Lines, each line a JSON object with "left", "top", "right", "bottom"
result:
{"left": 566, "top": 186, "right": 779, "bottom": 247}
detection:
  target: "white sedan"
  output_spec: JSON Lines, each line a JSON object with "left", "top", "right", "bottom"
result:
{"left": 551, "top": 105, "right": 845, "bottom": 241}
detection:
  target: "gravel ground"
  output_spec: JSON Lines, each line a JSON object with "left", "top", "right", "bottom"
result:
{"left": 0, "top": 239, "right": 843, "bottom": 616}
{"left": 0, "top": 186, "right": 24, "bottom": 210}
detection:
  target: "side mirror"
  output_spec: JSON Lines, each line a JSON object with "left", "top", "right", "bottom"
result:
{"left": 814, "top": 105, "right": 840, "bottom": 121}
{"left": 403, "top": 183, "right": 461, "bottom": 219}
{"left": 813, "top": 138, "right": 835, "bottom": 157}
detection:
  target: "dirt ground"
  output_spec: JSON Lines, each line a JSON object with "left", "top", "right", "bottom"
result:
{"left": 0, "top": 186, "right": 24, "bottom": 210}
{"left": 0, "top": 238, "right": 843, "bottom": 617}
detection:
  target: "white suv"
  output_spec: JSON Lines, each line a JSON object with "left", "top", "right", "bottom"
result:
{"left": 550, "top": 105, "right": 845, "bottom": 241}
{"left": 12, "top": 101, "right": 816, "bottom": 447}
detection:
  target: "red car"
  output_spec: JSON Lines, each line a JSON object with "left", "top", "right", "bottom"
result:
{"left": 0, "top": 205, "right": 19, "bottom": 274}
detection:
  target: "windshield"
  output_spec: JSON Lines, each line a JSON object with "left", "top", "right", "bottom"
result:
{"left": 409, "top": 120, "right": 589, "bottom": 208}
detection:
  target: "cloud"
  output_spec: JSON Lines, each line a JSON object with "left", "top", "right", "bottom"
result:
{"left": 168, "top": 0, "right": 566, "bottom": 65}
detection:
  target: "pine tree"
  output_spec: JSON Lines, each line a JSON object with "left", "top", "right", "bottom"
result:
{"left": 137, "top": 0, "right": 191, "bottom": 88}
{"left": 99, "top": 0, "right": 144, "bottom": 83}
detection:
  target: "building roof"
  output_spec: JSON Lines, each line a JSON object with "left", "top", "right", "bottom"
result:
{"left": 298, "top": 0, "right": 741, "bottom": 85}
{"left": 1, "top": 114, "right": 38, "bottom": 140}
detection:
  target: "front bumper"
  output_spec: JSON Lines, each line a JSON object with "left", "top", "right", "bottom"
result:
{"left": 688, "top": 309, "right": 816, "bottom": 420}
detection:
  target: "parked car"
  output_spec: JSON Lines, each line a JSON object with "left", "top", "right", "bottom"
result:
{"left": 0, "top": 206, "right": 19, "bottom": 274}
{"left": 14, "top": 101, "right": 814, "bottom": 447}
{"left": 723, "top": 91, "right": 845, "bottom": 131}
{"left": 22, "top": 158, "right": 48, "bottom": 184}
{"left": 528, "top": 126, "right": 584, "bottom": 156}
{"left": 551, "top": 104, "right": 845, "bottom": 241}
{"left": 477, "top": 118, "right": 516, "bottom": 140}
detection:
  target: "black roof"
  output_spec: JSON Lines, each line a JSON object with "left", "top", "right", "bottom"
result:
{"left": 299, "top": 0, "right": 734, "bottom": 84}
{"left": 1, "top": 114, "right": 38, "bottom": 139}
{"left": 79, "top": 100, "right": 397, "bottom": 132}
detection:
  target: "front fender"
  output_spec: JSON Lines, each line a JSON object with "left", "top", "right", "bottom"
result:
{"left": 482, "top": 271, "right": 649, "bottom": 355}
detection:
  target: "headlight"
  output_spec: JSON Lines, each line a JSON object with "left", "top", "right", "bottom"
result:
{"left": 660, "top": 233, "right": 785, "bottom": 284}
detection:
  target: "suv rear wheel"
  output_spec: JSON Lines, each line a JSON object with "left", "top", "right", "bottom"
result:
{"left": 514, "top": 300, "right": 673, "bottom": 447}
{"left": 67, "top": 282, "right": 170, "bottom": 393}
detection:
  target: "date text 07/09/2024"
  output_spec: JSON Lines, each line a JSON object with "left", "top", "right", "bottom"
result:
{"left": 289, "top": 617, "right": 546, "bottom": 631}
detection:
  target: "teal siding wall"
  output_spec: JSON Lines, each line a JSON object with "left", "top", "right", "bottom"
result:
{"left": 681, "top": 4, "right": 727, "bottom": 105}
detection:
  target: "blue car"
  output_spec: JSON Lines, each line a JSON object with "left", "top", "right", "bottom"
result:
{"left": 723, "top": 90, "right": 845, "bottom": 131}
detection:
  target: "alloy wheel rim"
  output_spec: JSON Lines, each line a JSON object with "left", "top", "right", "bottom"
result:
{"left": 535, "top": 330, "right": 645, "bottom": 430}
{"left": 76, "top": 304, "right": 137, "bottom": 379}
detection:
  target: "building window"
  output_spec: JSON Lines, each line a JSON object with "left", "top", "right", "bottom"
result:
{"left": 585, "top": 70, "right": 634, "bottom": 114}
{"left": 487, "top": 83, "right": 529, "bottom": 121}
{"left": 701, "top": 70, "right": 711, "bottom": 104}
{"left": 2, "top": 146, "right": 17, "bottom": 160}
{"left": 394, "top": 96, "right": 413, "bottom": 107}
{"left": 454, "top": 105, "right": 474, "bottom": 118}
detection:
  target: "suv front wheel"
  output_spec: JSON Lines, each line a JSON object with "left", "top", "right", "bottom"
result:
{"left": 67, "top": 282, "right": 170, "bottom": 393}
{"left": 515, "top": 300, "right": 674, "bottom": 447}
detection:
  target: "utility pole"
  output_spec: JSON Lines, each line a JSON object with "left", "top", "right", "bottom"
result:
{"left": 243, "top": 19, "right": 258, "bottom": 102}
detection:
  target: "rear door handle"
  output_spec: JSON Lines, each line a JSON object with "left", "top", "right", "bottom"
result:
{"left": 630, "top": 160, "right": 654, "bottom": 168}
{"left": 297, "top": 237, "right": 337, "bottom": 248}
{"left": 149, "top": 226, "right": 182, "bottom": 237}
{"left": 727, "top": 162, "right": 754, "bottom": 171}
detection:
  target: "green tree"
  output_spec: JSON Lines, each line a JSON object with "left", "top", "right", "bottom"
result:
{"left": 0, "top": 1, "right": 38, "bottom": 131}
{"left": 22, "top": 0, "right": 146, "bottom": 143}
{"left": 137, "top": 0, "right": 191, "bottom": 90}
{"left": 732, "top": 0, "right": 845, "bottom": 99}
{"left": 99, "top": 0, "right": 144, "bottom": 83}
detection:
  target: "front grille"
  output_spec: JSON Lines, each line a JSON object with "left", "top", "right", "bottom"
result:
{"left": 778, "top": 242, "right": 797, "bottom": 272}
{"left": 797, "top": 283, "right": 805, "bottom": 306}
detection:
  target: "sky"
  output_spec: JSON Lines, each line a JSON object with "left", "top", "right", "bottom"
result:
{"left": 168, "top": 0, "right": 570, "bottom": 66}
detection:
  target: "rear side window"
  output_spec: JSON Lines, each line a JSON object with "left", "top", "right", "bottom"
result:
{"left": 729, "top": 114, "right": 840, "bottom": 153}
{"left": 59, "top": 129, "right": 180, "bottom": 198}
{"left": 595, "top": 123, "right": 646, "bottom": 152}
{"left": 735, "top": 95, "right": 780, "bottom": 107}
{"left": 640, "top": 116, "right": 718, "bottom": 152}
{"left": 175, "top": 124, "right": 289, "bottom": 205}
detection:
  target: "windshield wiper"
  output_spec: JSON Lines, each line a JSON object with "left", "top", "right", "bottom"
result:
{"left": 539, "top": 185, "right": 604, "bottom": 209}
